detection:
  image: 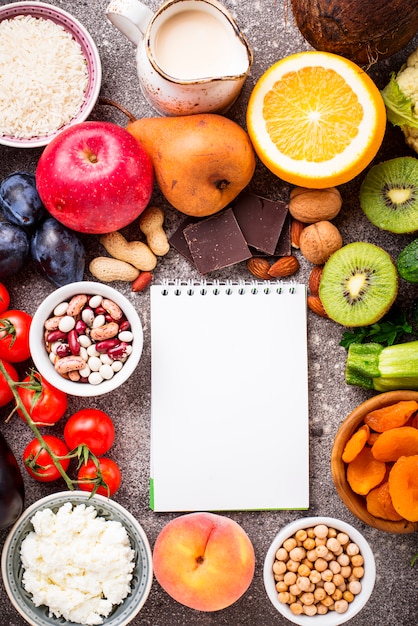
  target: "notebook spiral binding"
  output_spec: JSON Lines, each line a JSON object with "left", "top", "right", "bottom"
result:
{"left": 159, "top": 278, "right": 299, "bottom": 296}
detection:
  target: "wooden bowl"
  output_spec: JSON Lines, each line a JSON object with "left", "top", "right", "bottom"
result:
{"left": 331, "top": 390, "right": 418, "bottom": 534}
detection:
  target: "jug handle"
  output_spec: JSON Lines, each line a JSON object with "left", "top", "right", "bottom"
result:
{"left": 105, "top": 0, "right": 154, "bottom": 46}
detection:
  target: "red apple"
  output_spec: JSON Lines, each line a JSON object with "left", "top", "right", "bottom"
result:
{"left": 153, "top": 512, "right": 255, "bottom": 611}
{"left": 36, "top": 121, "right": 154, "bottom": 234}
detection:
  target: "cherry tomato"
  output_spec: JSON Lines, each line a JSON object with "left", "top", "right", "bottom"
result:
{"left": 23, "top": 435, "right": 70, "bottom": 482}
{"left": 77, "top": 457, "right": 121, "bottom": 496}
{"left": 0, "top": 283, "right": 10, "bottom": 315}
{"left": 64, "top": 408, "right": 115, "bottom": 456}
{"left": 17, "top": 371, "right": 68, "bottom": 426}
{"left": 0, "top": 309, "right": 32, "bottom": 362}
{"left": 0, "top": 359, "right": 19, "bottom": 407}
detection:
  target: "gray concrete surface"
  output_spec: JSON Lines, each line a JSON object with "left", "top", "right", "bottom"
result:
{"left": 0, "top": 1, "right": 417, "bottom": 624}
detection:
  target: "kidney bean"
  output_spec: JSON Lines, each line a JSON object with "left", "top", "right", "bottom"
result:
{"left": 95, "top": 338, "right": 120, "bottom": 353}
{"left": 108, "top": 342, "right": 131, "bottom": 360}
{"left": 46, "top": 329, "right": 68, "bottom": 343}
{"left": 119, "top": 319, "right": 131, "bottom": 332}
{"left": 75, "top": 319, "right": 87, "bottom": 334}
{"left": 68, "top": 329, "right": 81, "bottom": 356}
{"left": 55, "top": 343, "right": 71, "bottom": 358}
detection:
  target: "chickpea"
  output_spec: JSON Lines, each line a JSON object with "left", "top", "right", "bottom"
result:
{"left": 317, "top": 603, "right": 328, "bottom": 615}
{"left": 278, "top": 591, "right": 292, "bottom": 604}
{"left": 301, "top": 558, "right": 314, "bottom": 570}
{"left": 296, "top": 576, "right": 311, "bottom": 592}
{"left": 346, "top": 542, "right": 360, "bottom": 556}
{"left": 298, "top": 563, "right": 311, "bottom": 577}
{"left": 299, "top": 592, "right": 315, "bottom": 606}
{"left": 295, "top": 529, "right": 308, "bottom": 543}
{"left": 273, "top": 560, "right": 287, "bottom": 575}
{"left": 314, "top": 524, "right": 329, "bottom": 539}
{"left": 353, "top": 566, "right": 365, "bottom": 579}
{"left": 286, "top": 559, "right": 299, "bottom": 573}
{"left": 315, "top": 557, "right": 328, "bottom": 572}
{"left": 332, "top": 573, "right": 345, "bottom": 587}
{"left": 343, "top": 590, "right": 355, "bottom": 603}
{"left": 332, "top": 588, "right": 343, "bottom": 601}
{"left": 275, "top": 547, "right": 288, "bottom": 561}
{"left": 329, "top": 560, "right": 341, "bottom": 574}
{"left": 348, "top": 580, "right": 362, "bottom": 595}
{"left": 276, "top": 581, "right": 288, "bottom": 593}
{"left": 289, "top": 583, "right": 301, "bottom": 597}
{"left": 321, "top": 595, "right": 334, "bottom": 607}
{"left": 309, "top": 569, "right": 322, "bottom": 584}
{"left": 290, "top": 602, "right": 303, "bottom": 615}
{"left": 283, "top": 537, "right": 297, "bottom": 552}
{"left": 351, "top": 554, "right": 364, "bottom": 567}
{"left": 303, "top": 537, "right": 316, "bottom": 550}
{"left": 321, "top": 568, "right": 333, "bottom": 582}
{"left": 327, "top": 527, "right": 337, "bottom": 538}
{"left": 324, "top": 581, "right": 336, "bottom": 596}
{"left": 284, "top": 571, "right": 297, "bottom": 586}
{"left": 327, "top": 537, "right": 341, "bottom": 553}
{"left": 303, "top": 604, "right": 317, "bottom": 616}
{"left": 306, "top": 549, "right": 317, "bottom": 562}
{"left": 315, "top": 536, "right": 327, "bottom": 546}
{"left": 334, "top": 599, "right": 349, "bottom": 614}
{"left": 315, "top": 544, "right": 329, "bottom": 559}
{"left": 337, "top": 532, "right": 349, "bottom": 545}
{"left": 340, "top": 565, "right": 352, "bottom": 579}
{"left": 337, "top": 553, "right": 350, "bottom": 567}
{"left": 274, "top": 573, "right": 284, "bottom": 582}
{"left": 314, "top": 586, "right": 326, "bottom": 602}
{"left": 289, "top": 547, "right": 306, "bottom": 562}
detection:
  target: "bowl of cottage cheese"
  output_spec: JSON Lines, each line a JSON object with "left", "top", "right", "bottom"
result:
{"left": 0, "top": 491, "right": 153, "bottom": 626}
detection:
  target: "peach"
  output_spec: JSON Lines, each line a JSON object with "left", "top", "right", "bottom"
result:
{"left": 152, "top": 511, "right": 255, "bottom": 611}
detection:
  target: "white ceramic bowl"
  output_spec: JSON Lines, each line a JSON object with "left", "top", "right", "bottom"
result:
{"left": 29, "top": 281, "right": 143, "bottom": 397}
{"left": 0, "top": 2, "right": 102, "bottom": 148}
{"left": 264, "top": 516, "right": 376, "bottom": 626}
{"left": 1, "top": 491, "right": 153, "bottom": 626}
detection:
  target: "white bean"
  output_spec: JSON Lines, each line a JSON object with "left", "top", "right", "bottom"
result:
{"left": 87, "top": 344, "right": 100, "bottom": 357}
{"left": 58, "top": 316, "right": 76, "bottom": 333}
{"left": 89, "top": 294, "right": 103, "bottom": 308}
{"left": 82, "top": 308, "right": 95, "bottom": 327}
{"left": 88, "top": 371, "right": 103, "bottom": 385}
{"left": 79, "top": 365, "right": 91, "bottom": 378}
{"left": 78, "top": 334, "right": 92, "bottom": 348}
{"left": 112, "top": 361, "right": 123, "bottom": 372}
{"left": 99, "top": 363, "right": 114, "bottom": 380}
{"left": 88, "top": 356, "right": 102, "bottom": 372}
{"left": 53, "top": 302, "right": 69, "bottom": 316}
{"left": 92, "top": 314, "right": 106, "bottom": 328}
{"left": 100, "top": 353, "right": 113, "bottom": 365}
{"left": 118, "top": 330, "right": 133, "bottom": 342}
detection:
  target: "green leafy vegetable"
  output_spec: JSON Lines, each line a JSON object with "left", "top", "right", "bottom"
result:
{"left": 340, "top": 312, "right": 413, "bottom": 349}
{"left": 381, "top": 74, "right": 418, "bottom": 130}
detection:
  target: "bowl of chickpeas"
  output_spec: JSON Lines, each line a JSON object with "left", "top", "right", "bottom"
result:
{"left": 263, "top": 517, "right": 376, "bottom": 625}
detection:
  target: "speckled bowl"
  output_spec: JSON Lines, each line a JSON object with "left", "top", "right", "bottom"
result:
{"left": 1, "top": 491, "right": 153, "bottom": 626}
{"left": 264, "top": 516, "right": 376, "bottom": 626}
{"left": 0, "top": 2, "right": 102, "bottom": 148}
{"left": 29, "top": 281, "right": 144, "bottom": 397}
{"left": 331, "top": 390, "right": 418, "bottom": 533}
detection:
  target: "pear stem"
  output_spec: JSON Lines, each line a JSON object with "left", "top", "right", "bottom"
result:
{"left": 99, "top": 97, "right": 137, "bottom": 123}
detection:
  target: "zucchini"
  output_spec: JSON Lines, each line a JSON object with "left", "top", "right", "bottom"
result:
{"left": 396, "top": 238, "right": 418, "bottom": 283}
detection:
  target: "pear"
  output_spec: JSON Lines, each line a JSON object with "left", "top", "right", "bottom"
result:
{"left": 127, "top": 114, "right": 256, "bottom": 218}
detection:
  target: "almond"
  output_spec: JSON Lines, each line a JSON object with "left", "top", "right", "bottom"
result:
{"left": 247, "top": 257, "right": 271, "bottom": 280}
{"left": 291, "top": 219, "right": 304, "bottom": 248}
{"left": 268, "top": 255, "right": 300, "bottom": 278}
{"left": 308, "top": 265, "right": 324, "bottom": 295}
{"left": 307, "top": 295, "right": 328, "bottom": 318}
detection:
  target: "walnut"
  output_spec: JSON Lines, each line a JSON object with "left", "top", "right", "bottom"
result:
{"left": 299, "top": 221, "right": 343, "bottom": 265}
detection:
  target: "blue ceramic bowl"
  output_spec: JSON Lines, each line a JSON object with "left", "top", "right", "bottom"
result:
{"left": 1, "top": 491, "right": 153, "bottom": 626}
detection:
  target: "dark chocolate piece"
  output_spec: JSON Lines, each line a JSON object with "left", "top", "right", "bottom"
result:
{"left": 273, "top": 211, "right": 292, "bottom": 257}
{"left": 183, "top": 208, "right": 251, "bottom": 274}
{"left": 232, "top": 191, "right": 289, "bottom": 255}
{"left": 168, "top": 217, "right": 199, "bottom": 265}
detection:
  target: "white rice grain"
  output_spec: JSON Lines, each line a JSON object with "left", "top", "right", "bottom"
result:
{"left": 0, "top": 15, "right": 89, "bottom": 138}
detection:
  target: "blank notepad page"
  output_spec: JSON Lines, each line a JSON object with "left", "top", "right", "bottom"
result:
{"left": 150, "top": 281, "right": 309, "bottom": 512}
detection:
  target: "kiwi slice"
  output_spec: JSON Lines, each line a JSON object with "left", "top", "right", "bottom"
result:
{"left": 359, "top": 157, "right": 418, "bottom": 233}
{"left": 319, "top": 242, "right": 398, "bottom": 327}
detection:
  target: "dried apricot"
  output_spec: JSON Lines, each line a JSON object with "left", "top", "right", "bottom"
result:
{"left": 367, "top": 431, "right": 380, "bottom": 446}
{"left": 346, "top": 446, "right": 386, "bottom": 495}
{"left": 388, "top": 455, "right": 418, "bottom": 522}
{"left": 371, "top": 427, "right": 418, "bottom": 462}
{"left": 364, "top": 400, "right": 418, "bottom": 432}
{"left": 342, "top": 424, "right": 370, "bottom": 463}
{"left": 366, "top": 482, "right": 404, "bottom": 521}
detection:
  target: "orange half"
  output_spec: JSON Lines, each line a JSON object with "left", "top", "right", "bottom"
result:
{"left": 246, "top": 51, "right": 387, "bottom": 188}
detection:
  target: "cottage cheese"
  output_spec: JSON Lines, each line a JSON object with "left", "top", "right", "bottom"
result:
{"left": 20, "top": 503, "right": 135, "bottom": 625}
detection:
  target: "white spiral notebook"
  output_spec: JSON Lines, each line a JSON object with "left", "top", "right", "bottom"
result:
{"left": 149, "top": 281, "right": 309, "bottom": 512}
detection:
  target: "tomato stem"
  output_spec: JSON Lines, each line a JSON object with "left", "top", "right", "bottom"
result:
{"left": 0, "top": 362, "right": 109, "bottom": 495}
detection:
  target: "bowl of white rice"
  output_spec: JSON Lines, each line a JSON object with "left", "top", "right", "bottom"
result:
{"left": 1, "top": 491, "right": 153, "bottom": 626}
{"left": 0, "top": 2, "right": 102, "bottom": 148}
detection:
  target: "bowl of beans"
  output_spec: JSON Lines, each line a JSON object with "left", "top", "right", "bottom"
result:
{"left": 263, "top": 517, "right": 376, "bottom": 625}
{"left": 29, "top": 281, "right": 143, "bottom": 397}
{"left": 0, "top": 2, "right": 102, "bottom": 148}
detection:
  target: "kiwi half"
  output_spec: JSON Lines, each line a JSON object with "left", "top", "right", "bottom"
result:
{"left": 359, "top": 157, "right": 418, "bottom": 233}
{"left": 319, "top": 242, "right": 398, "bottom": 327}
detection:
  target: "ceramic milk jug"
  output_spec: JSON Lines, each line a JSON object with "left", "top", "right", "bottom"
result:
{"left": 105, "top": 0, "right": 253, "bottom": 115}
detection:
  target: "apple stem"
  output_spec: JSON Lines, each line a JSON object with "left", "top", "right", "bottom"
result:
{"left": 216, "top": 179, "right": 230, "bottom": 190}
